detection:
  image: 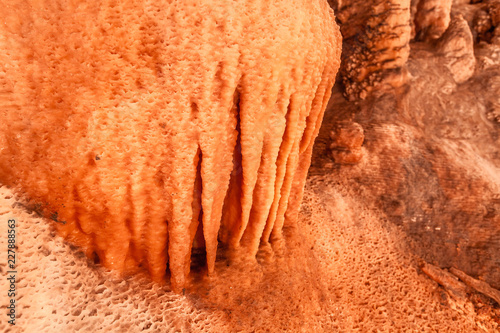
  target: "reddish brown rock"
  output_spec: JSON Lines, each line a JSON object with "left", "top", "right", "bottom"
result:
{"left": 331, "top": 149, "right": 364, "bottom": 165}
{"left": 472, "top": 0, "right": 500, "bottom": 43}
{"left": 329, "top": 121, "right": 365, "bottom": 165}
{"left": 414, "top": 0, "right": 453, "bottom": 40}
{"left": 334, "top": 0, "right": 412, "bottom": 101}
{"left": 312, "top": 22, "right": 500, "bottom": 291}
{"left": 474, "top": 7, "right": 495, "bottom": 41}
{"left": 436, "top": 15, "right": 476, "bottom": 83}
{"left": 329, "top": 121, "right": 364, "bottom": 150}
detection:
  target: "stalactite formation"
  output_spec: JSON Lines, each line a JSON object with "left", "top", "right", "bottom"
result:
{"left": 0, "top": 0, "right": 341, "bottom": 290}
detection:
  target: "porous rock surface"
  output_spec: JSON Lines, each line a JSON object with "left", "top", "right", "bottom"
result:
{"left": 1, "top": 182, "right": 498, "bottom": 332}
{"left": 0, "top": 0, "right": 499, "bottom": 331}
{"left": 329, "top": 121, "right": 365, "bottom": 165}
{"left": 333, "top": 0, "right": 476, "bottom": 100}
{"left": 314, "top": 0, "right": 500, "bottom": 293}
{"left": 470, "top": 0, "right": 500, "bottom": 43}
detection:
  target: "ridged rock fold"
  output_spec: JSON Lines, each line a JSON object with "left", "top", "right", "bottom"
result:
{"left": 333, "top": 0, "right": 412, "bottom": 100}
{"left": 0, "top": 0, "right": 341, "bottom": 290}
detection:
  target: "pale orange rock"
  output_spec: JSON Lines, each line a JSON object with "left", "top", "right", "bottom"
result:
{"left": 437, "top": 15, "right": 476, "bottom": 83}
{"left": 0, "top": 0, "right": 341, "bottom": 291}
{"left": 414, "top": 0, "right": 453, "bottom": 40}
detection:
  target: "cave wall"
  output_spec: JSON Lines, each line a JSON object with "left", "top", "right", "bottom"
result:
{"left": 332, "top": 0, "right": 412, "bottom": 101}
{"left": 323, "top": 0, "right": 500, "bottom": 289}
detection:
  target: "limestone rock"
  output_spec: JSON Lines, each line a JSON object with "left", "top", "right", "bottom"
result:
{"left": 329, "top": 121, "right": 364, "bottom": 150}
{"left": 329, "top": 121, "right": 365, "bottom": 164}
{"left": 481, "top": 74, "right": 500, "bottom": 124}
{"left": 472, "top": 0, "right": 500, "bottom": 43}
{"left": 331, "top": 149, "right": 364, "bottom": 165}
{"left": 335, "top": 0, "right": 412, "bottom": 101}
{"left": 0, "top": 0, "right": 342, "bottom": 291}
{"left": 474, "top": 7, "right": 495, "bottom": 41}
{"left": 487, "top": 104, "right": 500, "bottom": 123}
{"left": 414, "top": 0, "right": 453, "bottom": 40}
{"left": 437, "top": 15, "right": 476, "bottom": 83}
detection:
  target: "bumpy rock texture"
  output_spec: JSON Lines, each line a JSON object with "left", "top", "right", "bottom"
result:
{"left": 0, "top": 0, "right": 341, "bottom": 290}
{"left": 436, "top": 15, "right": 476, "bottom": 83}
{"left": 471, "top": 0, "right": 500, "bottom": 43}
{"left": 2, "top": 179, "right": 499, "bottom": 332}
{"left": 1, "top": 0, "right": 500, "bottom": 332}
{"left": 332, "top": 0, "right": 412, "bottom": 100}
{"left": 414, "top": 0, "right": 453, "bottom": 40}
{"left": 333, "top": 0, "right": 479, "bottom": 101}
{"left": 313, "top": 0, "right": 500, "bottom": 295}
{"left": 329, "top": 121, "right": 365, "bottom": 164}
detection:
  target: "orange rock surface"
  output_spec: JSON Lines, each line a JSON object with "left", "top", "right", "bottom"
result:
{"left": 0, "top": 0, "right": 341, "bottom": 290}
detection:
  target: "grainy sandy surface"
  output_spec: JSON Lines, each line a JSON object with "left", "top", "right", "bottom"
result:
{"left": 1, "top": 179, "right": 498, "bottom": 332}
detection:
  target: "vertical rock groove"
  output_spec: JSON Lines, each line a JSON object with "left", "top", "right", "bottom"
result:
{"left": 0, "top": 0, "right": 342, "bottom": 291}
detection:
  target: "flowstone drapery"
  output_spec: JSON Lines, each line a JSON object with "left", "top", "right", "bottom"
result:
{"left": 0, "top": 0, "right": 341, "bottom": 290}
